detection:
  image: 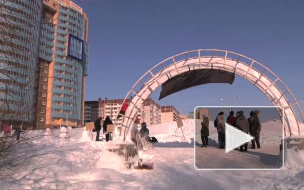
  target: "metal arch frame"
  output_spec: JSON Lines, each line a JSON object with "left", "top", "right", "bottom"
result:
{"left": 114, "top": 49, "right": 304, "bottom": 140}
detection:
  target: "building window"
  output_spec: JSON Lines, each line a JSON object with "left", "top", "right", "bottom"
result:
{"left": 41, "top": 109, "right": 45, "bottom": 113}
{"left": 40, "top": 117, "right": 45, "bottom": 121}
{"left": 43, "top": 77, "right": 47, "bottom": 81}
{"left": 42, "top": 84, "right": 47, "bottom": 89}
{"left": 41, "top": 101, "right": 46, "bottom": 105}
{"left": 42, "top": 93, "right": 46, "bottom": 97}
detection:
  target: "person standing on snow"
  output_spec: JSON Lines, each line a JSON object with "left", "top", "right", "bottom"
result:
{"left": 236, "top": 110, "right": 249, "bottom": 152}
{"left": 201, "top": 114, "right": 209, "bottom": 147}
{"left": 15, "top": 125, "right": 23, "bottom": 140}
{"left": 3, "top": 121, "right": 11, "bottom": 137}
{"left": 139, "top": 122, "right": 150, "bottom": 149}
{"left": 131, "top": 118, "right": 140, "bottom": 146}
{"left": 94, "top": 117, "right": 102, "bottom": 141}
{"left": 226, "top": 111, "right": 236, "bottom": 127}
{"left": 103, "top": 116, "right": 113, "bottom": 142}
{"left": 248, "top": 111, "right": 254, "bottom": 139}
{"left": 217, "top": 112, "right": 225, "bottom": 149}
{"left": 250, "top": 110, "right": 262, "bottom": 149}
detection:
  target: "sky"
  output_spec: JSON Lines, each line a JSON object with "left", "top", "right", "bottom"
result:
{"left": 75, "top": 0, "right": 304, "bottom": 116}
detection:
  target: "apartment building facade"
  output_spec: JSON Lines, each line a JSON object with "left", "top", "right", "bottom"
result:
{"left": 161, "top": 106, "right": 180, "bottom": 123}
{"left": 140, "top": 98, "right": 161, "bottom": 126}
{"left": 0, "top": 0, "right": 89, "bottom": 129}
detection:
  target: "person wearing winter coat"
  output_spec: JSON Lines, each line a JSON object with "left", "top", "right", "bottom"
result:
{"left": 139, "top": 122, "right": 149, "bottom": 138}
{"left": 226, "top": 111, "right": 236, "bottom": 127}
{"left": 131, "top": 118, "right": 140, "bottom": 146}
{"left": 3, "top": 122, "right": 11, "bottom": 137}
{"left": 139, "top": 122, "right": 151, "bottom": 149}
{"left": 94, "top": 117, "right": 102, "bottom": 141}
{"left": 217, "top": 112, "right": 225, "bottom": 149}
{"left": 15, "top": 125, "right": 23, "bottom": 140}
{"left": 201, "top": 114, "right": 209, "bottom": 147}
{"left": 248, "top": 111, "right": 254, "bottom": 133}
{"left": 250, "top": 110, "right": 262, "bottom": 149}
{"left": 236, "top": 110, "right": 249, "bottom": 151}
{"left": 103, "top": 116, "right": 113, "bottom": 142}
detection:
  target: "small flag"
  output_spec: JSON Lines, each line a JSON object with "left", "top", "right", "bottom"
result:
{"left": 117, "top": 99, "right": 129, "bottom": 119}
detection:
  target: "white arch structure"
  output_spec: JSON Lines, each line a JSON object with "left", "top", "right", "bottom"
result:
{"left": 116, "top": 49, "right": 304, "bottom": 140}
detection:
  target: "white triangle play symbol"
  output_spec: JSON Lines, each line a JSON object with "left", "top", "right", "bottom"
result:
{"left": 225, "top": 123, "right": 254, "bottom": 153}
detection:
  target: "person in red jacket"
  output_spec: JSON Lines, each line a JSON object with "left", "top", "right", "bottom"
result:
{"left": 226, "top": 111, "right": 236, "bottom": 127}
{"left": 3, "top": 121, "right": 11, "bottom": 137}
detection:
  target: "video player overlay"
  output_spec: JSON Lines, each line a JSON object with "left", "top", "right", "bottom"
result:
{"left": 194, "top": 106, "right": 284, "bottom": 170}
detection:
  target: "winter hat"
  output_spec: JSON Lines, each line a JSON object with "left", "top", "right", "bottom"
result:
{"left": 219, "top": 112, "right": 224, "bottom": 115}
{"left": 135, "top": 118, "right": 140, "bottom": 123}
{"left": 250, "top": 111, "right": 254, "bottom": 117}
{"left": 141, "top": 122, "right": 147, "bottom": 128}
{"left": 230, "top": 111, "right": 234, "bottom": 115}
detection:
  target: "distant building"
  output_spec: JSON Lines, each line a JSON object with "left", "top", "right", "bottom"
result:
{"left": 85, "top": 98, "right": 182, "bottom": 128}
{"left": 189, "top": 112, "right": 194, "bottom": 119}
{"left": 84, "top": 100, "right": 100, "bottom": 124}
{"left": 84, "top": 98, "right": 125, "bottom": 128}
{"left": 161, "top": 106, "right": 180, "bottom": 123}
{"left": 195, "top": 109, "right": 210, "bottom": 119}
{"left": 179, "top": 114, "right": 189, "bottom": 120}
{"left": 141, "top": 98, "right": 161, "bottom": 126}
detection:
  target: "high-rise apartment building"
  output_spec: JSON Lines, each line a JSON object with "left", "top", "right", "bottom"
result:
{"left": 0, "top": 0, "right": 43, "bottom": 124}
{"left": 161, "top": 106, "right": 180, "bottom": 123}
{"left": 84, "top": 100, "right": 99, "bottom": 124}
{"left": 0, "top": 0, "right": 89, "bottom": 129}
{"left": 140, "top": 98, "right": 161, "bottom": 126}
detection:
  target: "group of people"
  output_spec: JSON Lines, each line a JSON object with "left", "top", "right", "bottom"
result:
{"left": 200, "top": 110, "right": 262, "bottom": 151}
{"left": 2, "top": 121, "right": 23, "bottom": 140}
{"left": 94, "top": 116, "right": 113, "bottom": 142}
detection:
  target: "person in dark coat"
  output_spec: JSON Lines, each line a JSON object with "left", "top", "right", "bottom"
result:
{"left": 217, "top": 112, "right": 225, "bottom": 149}
{"left": 201, "top": 114, "right": 209, "bottom": 147}
{"left": 103, "top": 116, "right": 113, "bottom": 142}
{"left": 139, "top": 122, "right": 149, "bottom": 138}
{"left": 248, "top": 111, "right": 254, "bottom": 133}
{"left": 226, "top": 111, "right": 236, "bottom": 127}
{"left": 250, "top": 110, "right": 262, "bottom": 149}
{"left": 15, "top": 125, "right": 23, "bottom": 140}
{"left": 94, "top": 117, "right": 102, "bottom": 141}
{"left": 236, "top": 110, "right": 249, "bottom": 151}
{"left": 139, "top": 122, "right": 150, "bottom": 150}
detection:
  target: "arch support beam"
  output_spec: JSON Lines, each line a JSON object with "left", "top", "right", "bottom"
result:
{"left": 116, "top": 49, "right": 304, "bottom": 141}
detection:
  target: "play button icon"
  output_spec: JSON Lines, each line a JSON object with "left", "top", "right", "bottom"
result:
{"left": 225, "top": 123, "right": 254, "bottom": 153}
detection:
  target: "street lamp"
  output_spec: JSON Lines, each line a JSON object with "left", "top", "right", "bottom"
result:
{"left": 219, "top": 97, "right": 240, "bottom": 111}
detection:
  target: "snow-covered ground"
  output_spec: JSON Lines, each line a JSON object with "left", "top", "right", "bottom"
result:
{"left": 1, "top": 119, "right": 304, "bottom": 189}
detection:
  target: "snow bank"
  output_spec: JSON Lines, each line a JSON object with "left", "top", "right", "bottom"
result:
{"left": 2, "top": 120, "right": 304, "bottom": 189}
{"left": 95, "top": 150, "right": 127, "bottom": 171}
{"left": 79, "top": 127, "right": 93, "bottom": 142}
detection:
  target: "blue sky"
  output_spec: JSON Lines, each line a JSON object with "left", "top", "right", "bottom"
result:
{"left": 76, "top": 0, "right": 304, "bottom": 115}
